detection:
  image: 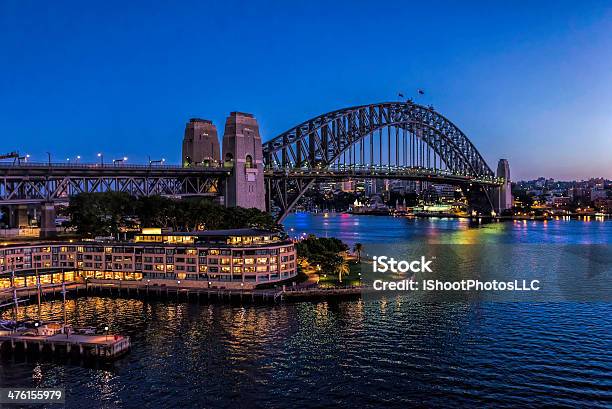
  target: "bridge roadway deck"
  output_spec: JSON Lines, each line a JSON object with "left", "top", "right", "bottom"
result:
{"left": 0, "top": 163, "right": 230, "bottom": 177}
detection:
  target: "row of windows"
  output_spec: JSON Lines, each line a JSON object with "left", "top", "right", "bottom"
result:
{"left": 0, "top": 244, "right": 296, "bottom": 276}
{"left": 2, "top": 254, "right": 293, "bottom": 266}
{"left": 1, "top": 245, "right": 293, "bottom": 256}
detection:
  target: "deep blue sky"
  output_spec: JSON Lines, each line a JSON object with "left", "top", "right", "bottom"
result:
{"left": 1, "top": 1, "right": 610, "bottom": 180}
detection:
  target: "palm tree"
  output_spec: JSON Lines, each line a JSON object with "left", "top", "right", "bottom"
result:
{"left": 336, "top": 260, "right": 350, "bottom": 283}
{"left": 353, "top": 243, "right": 363, "bottom": 262}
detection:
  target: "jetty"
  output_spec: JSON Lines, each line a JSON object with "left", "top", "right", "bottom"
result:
{"left": 0, "top": 278, "right": 131, "bottom": 361}
{"left": 0, "top": 331, "right": 131, "bottom": 359}
{"left": 282, "top": 285, "right": 366, "bottom": 299}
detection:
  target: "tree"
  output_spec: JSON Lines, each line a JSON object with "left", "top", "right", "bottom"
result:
{"left": 67, "top": 192, "right": 136, "bottom": 237}
{"left": 336, "top": 260, "right": 350, "bottom": 283}
{"left": 66, "top": 192, "right": 280, "bottom": 235}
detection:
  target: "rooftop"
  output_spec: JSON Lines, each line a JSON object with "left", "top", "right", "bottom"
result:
{"left": 189, "top": 118, "right": 213, "bottom": 124}
{"left": 165, "top": 228, "right": 276, "bottom": 237}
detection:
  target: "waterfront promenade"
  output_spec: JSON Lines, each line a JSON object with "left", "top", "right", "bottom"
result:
{"left": 0, "top": 278, "right": 365, "bottom": 308}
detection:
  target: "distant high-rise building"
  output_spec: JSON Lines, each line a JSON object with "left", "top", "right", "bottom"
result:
{"left": 341, "top": 179, "right": 355, "bottom": 192}
{"left": 433, "top": 184, "right": 457, "bottom": 203}
{"left": 494, "top": 159, "right": 513, "bottom": 213}
{"left": 182, "top": 118, "right": 220, "bottom": 166}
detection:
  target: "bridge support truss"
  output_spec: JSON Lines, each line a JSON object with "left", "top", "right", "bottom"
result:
{"left": 262, "top": 102, "right": 503, "bottom": 221}
{"left": 0, "top": 165, "right": 228, "bottom": 205}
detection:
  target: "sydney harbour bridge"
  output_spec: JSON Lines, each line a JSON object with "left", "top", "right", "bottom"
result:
{"left": 0, "top": 101, "right": 511, "bottom": 235}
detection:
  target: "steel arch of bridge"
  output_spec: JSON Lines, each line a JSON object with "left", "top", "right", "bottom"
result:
{"left": 263, "top": 101, "right": 501, "bottom": 220}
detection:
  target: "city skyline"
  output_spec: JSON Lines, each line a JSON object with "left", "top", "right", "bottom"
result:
{"left": 1, "top": 1, "right": 611, "bottom": 180}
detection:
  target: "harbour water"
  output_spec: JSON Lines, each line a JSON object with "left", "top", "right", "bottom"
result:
{"left": 1, "top": 214, "right": 611, "bottom": 408}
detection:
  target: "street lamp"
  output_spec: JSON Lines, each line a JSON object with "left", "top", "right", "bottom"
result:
{"left": 113, "top": 157, "right": 128, "bottom": 165}
{"left": 149, "top": 157, "right": 165, "bottom": 166}
{"left": 104, "top": 325, "right": 109, "bottom": 342}
{"left": 76, "top": 155, "right": 81, "bottom": 163}
{"left": 97, "top": 153, "right": 104, "bottom": 165}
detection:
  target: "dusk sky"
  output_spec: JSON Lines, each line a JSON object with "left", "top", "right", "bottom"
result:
{"left": 1, "top": 1, "right": 610, "bottom": 180}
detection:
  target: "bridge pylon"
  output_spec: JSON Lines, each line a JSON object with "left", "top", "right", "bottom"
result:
{"left": 493, "top": 159, "right": 513, "bottom": 214}
{"left": 222, "top": 112, "right": 266, "bottom": 211}
{"left": 182, "top": 118, "right": 220, "bottom": 167}
{"left": 40, "top": 202, "right": 57, "bottom": 238}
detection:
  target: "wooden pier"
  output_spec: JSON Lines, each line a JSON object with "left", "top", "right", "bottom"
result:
{"left": 0, "top": 332, "right": 131, "bottom": 359}
{"left": 282, "top": 285, "right": 366, "bottom": 299}
{"left": 1, "top": 280, "right": 369, "bottom": 308}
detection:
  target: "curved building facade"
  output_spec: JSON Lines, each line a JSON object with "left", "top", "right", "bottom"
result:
{"left": 0, "top": 229, "right": 297, "bottom": 290}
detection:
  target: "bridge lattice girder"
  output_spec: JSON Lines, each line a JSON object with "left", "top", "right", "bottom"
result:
{"left": 262, "top": 102, "right": 498, "bottom": 220}
{"left": 0, "top": 165, "right": 227, "bottom": 205}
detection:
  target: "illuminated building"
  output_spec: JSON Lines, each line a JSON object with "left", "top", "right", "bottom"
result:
{"left": 0, "top": 229, "right": 296, "bottom": 290}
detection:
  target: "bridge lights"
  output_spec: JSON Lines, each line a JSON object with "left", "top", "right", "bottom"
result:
{"left": 97, "top": 153, "right": 104, "bottom": 165}
{"left": 149, "top": 158, "right": 165, "bottom": 166}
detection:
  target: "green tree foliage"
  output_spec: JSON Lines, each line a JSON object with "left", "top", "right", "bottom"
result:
{"left": 67, "top": 192, "right": 138, "bottom": 237}
{"left": 295, "top": 234, "right": 348, "bottom": 272}
{"left": 66, "top": 193, "right": 278, "bottom": 236}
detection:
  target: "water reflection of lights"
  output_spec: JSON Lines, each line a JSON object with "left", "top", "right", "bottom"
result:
{"left": 32, "top": 365, "right": 44, "bottom": 383}
{"left": 379, "top": 297, "right": 388, "bottom": 315}
{"left": 93, "top": 370, "right": 118, "bottom": 401}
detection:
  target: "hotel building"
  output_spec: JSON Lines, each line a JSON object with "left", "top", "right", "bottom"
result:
{"left": 0, "top": 229, "right": 297, "bottom": 290}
